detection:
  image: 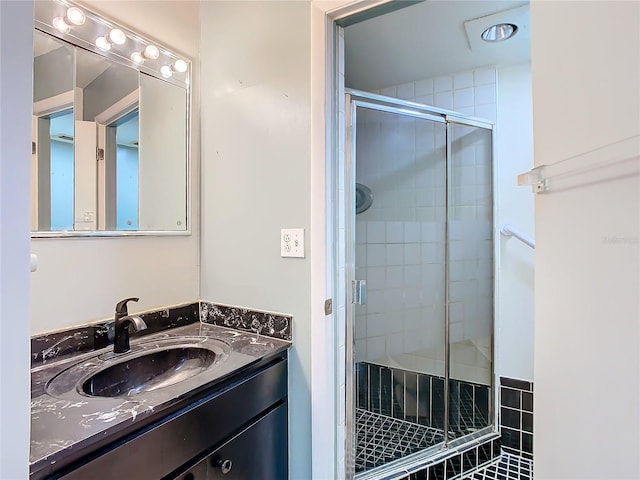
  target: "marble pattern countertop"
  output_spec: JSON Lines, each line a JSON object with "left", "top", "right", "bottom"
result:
{"left": 30, "top": 322, "right": 290, "bottom": 478}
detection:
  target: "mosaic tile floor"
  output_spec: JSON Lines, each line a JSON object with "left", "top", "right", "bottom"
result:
{"left": 355, "top": 408, "right": 444, "bottom": 472}
{"left": 462, "top": 451, "right": 533, "bottom": 480}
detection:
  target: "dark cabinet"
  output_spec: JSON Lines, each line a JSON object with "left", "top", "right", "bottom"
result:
{"left": 176, "top": 403, "right": 287, "bottom": 480}
{"left": 55, "top": 356, "right": 288, "bottom": 480}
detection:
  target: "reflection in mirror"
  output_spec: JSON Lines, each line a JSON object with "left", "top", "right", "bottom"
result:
{"left": 49, "top": 111, "right": 74, "bottom": 230}
{"left": 139, "top": 74, "right": 187, "bottom": 231}
{"left": 115, "top": 111, "right": 139, "bottom": 230}
{"left": 32, "top": 0, "right": 191, "bottom": 236}
{"left": 74, "top": 46, "right": 140, "bottom": 231}
{"left": 32, "top": 30, "right": 74, "bottom": 232}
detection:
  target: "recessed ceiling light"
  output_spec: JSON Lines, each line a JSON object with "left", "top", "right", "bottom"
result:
{"left": 481, "top": 23, "right": 518, "bottom": 42}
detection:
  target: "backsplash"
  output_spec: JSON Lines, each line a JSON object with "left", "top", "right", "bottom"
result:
{"left": 31, "top": 301, "right": 292, "bottom": 366}
{"left": 31, "top": 302, "right": 200, "bottom": 366}
{"left": 200, "top": 302, "right": 292, "bottom": 342}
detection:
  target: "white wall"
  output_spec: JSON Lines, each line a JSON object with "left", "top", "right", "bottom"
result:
{"left": 30, "top": 1, "right": 201, "bottom": 334}
{"left": 199, "top": 3, "right": 312, "bottom": 478}
{"left": 531, "top": 2, "right": 639, "bottom": 478}
{"left": 495, "top": 64, "right": 534, "bottom": 382}
{"left": 0, "top": 1, "right": 33, "bottom": 477}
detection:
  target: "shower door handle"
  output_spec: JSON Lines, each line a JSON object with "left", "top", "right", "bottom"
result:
{"left": 352, "top": 280, "right": 367, "bottom": 305}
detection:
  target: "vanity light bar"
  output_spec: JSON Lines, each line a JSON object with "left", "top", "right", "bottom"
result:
{"left": 35, "top": 0, "right": 190, "bottom": 88}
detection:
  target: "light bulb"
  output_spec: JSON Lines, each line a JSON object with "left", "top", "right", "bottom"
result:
{"left": 130, "top": 52, "right": 144, "bottom": 65}
{"left": 109, "top": 29, "right": 126, "bottom": 45}
{"left": 160, "top": 65, "right": 173, "bottom": 78}
{"left": 95, "top": 36, "right": 111, "bottom": 52}
{"left": 52, "top": 16, "right": 71, "bottom": 34}
{"left": 173, "top": 59, "right": 188, "bottom": 73}
{"left": 143, "top": 45, "right": 159, "bottom": 60}
{"left": 66, "top": 7, "right": 85, "bottom": 26}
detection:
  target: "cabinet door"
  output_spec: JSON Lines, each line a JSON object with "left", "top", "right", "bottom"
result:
{"left": 206, "top": 403, "right": 287, "bottom": 480}
{"left": 175, "top": 458, "right": 208, "bottom": 480}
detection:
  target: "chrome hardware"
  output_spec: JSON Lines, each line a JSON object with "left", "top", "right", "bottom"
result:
{"left": 324, "top": 298, "right": 333, "bottom": 315}
{"left": 352, "top": 280, "right": 366, "bottom": 305}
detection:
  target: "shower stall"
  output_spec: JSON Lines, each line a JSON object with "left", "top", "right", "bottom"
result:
{"left": 345, "top": 90, "right": 495, "bottom": 478}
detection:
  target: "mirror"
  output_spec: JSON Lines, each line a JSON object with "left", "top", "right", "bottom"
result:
{"left": 32, "top": 1, "right": 189, "bottom": 236}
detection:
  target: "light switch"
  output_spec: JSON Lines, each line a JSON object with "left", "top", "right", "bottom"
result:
{"left": 281, "top": 228, "right": 304, "bottom": 258}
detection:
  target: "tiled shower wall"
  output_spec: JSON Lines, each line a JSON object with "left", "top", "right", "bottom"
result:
{"left": 499, "top": 377, "right": 534, "bottom": 459}
{"left": 354, "top": 67, "right": 496, "bottom": 364}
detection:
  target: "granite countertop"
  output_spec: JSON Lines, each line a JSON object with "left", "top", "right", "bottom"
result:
{"left": 30, "top": 322, "right": 290, "bottom": 477}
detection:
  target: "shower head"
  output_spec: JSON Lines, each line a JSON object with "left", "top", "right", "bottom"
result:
{"left": 355, "top": 183, "right": 373, "bottom": 214}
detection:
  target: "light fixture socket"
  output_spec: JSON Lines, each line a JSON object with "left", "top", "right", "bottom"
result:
{"left": 108, "top": 28, "right": 126, "bottom": 46}
{"left": 173, "top": 59, "right": 188, "bottom": 73}
{"left": 481, "top": 23, "right": 518, "bottom": 42}
{"left": 66, "top": 6, "right": 86, "bottom": 26}
{"left": 160, "top": 65, "right": 173, "bottom": 78}
{"left": 143, "top": 45, "right": 160, "bottom": 60}
{"left": 130, "top": 51, "right": 144, "bottom": 65}
{"left": 52, "top": 16, "right": 71, "bottom": 34}
{"left": 95, "top": 36, "right": 112, "bottom": 52}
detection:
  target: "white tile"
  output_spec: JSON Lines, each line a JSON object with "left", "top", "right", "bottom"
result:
{"left": 386, "top": 244, "right": 404, "bottom": 265}
{"left": 434, "top": 76, "right": 453, "bottom": 93}
{"left": 474, "top": 104, "right": 496, "bottom": 122}
{"left": 404, "top": 244, "right": 421, "bottom": 265}
{"left": 368, "top": 313, "right": 386, "bottom": 337}
{"left": 414, "top": 78, "right": 434, "bottom": 97}
{"left": 386, "top": 221, "right": 404, "bottom": 243}
{"left": 354, "top": 339, "right": 366, "bottom": 363}
{"left": 414, "top": 94, "right": 434, "bottom": 107}
{"left": 405, "top": 288, "right": 422, "bottom": 309}
{"left": 356, "top": 245, "right": 366, "bottom": 267}
{"left": 356, "top": 221, "right": 367, "bottom": 244}
{"left": 453, "top": 71, "right": 474, "bottom": 89}
{"left": 474, "top": 67, "right": 496, "bottom": 86}
{"left": 416, "top": 207, "right": 435, "bottom": 222}
{"left": 475, "top": 84, "right": 496, "bottom": 105}
{"left": 386, "top": 266, "right": 404, "bottom": 288}
{"left": 367, "top": 291, "right": 385, "bottom": 314}
{"left": 383, "top": 289, "right": 404, "bottom": 311}
{"left": 404, "top": 221, "right": 421, "bottom": 243}
{"left": 367, "top": 267, "right": 386, "bottom": 290}
{"left": 380, "top": 86, "right": 397, "bottom": 98}
{"left": 367, "top": 244, "right": 386, "bottom": 267}
{"left": 368, "top": 336, "right": 386, "bottom": 360}
{"left": 404, "top": 330, "right": 422, "bottom": 353}
{"left": 396, "top": 82, "right": 415, "bottom": 100}
{"left": 421, "top": 222, "right": 438, "bottom": 242}
{"left": 367, "top": 221, "right": 385, "bottom": 243}
{"left": 456, "top": 106, "right": 474, "bottom": 116}
{"left": 453, "top": 87, "right": 474, "bottom": 109}
{"left": 449, "top": 301, "right": 464, "bottom": 323}
{"left": 434, "top": 91, "right": 453, "bottom": 110}
{"left": 387, "top": 333, "right": 404, "bottom": 356}
{"left": 421, "top": 243, "right": 439, "bottom": 264}
{"left": 404, "top": 265, "right": 421, "bottom": 286}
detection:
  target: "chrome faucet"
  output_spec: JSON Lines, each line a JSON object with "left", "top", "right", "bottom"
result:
{"left": 113, "top": 297, "right": 147, "bottom": 354}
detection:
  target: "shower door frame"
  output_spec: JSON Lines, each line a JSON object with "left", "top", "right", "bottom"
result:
{"left": 344, "top": 89, "right": 497, "bottom": 480}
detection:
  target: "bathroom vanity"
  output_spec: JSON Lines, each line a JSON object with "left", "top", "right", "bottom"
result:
{"left": 30, "top": 320, "right": 290, "bottom": 480}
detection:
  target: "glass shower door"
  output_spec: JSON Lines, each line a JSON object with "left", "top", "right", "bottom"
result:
{"left": 447, "top": 123, "right": 494, "bottom": 438}
{"left": 350, "top": 101, "right": 448, "bottom": 474}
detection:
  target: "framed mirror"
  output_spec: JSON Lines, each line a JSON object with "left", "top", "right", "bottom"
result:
{"left": 32, "top": 0, "right": 190, "bottom": 236}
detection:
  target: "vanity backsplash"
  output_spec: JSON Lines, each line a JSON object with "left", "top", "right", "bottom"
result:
{"left": 31, "top": 301, "right": 292, "bottom": 366}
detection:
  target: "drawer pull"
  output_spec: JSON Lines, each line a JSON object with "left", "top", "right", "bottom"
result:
{"left": 218, "top": 459, "right": 233, "bottom": 475}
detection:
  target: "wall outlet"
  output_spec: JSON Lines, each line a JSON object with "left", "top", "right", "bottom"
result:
{"left": 281, "top": 228, "right": 304, "bottom": 258}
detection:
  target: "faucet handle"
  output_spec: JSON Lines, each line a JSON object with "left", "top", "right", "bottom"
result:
{"left": 115, "top": 297, "right": 139, "bottom": 316}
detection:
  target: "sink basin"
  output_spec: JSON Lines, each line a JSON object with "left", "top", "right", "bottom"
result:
{"left": 82, "top": 346, "right": 217, "bottom": 397}
{"left": 45, "top": 336, "right": 231, "bottom": 400}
